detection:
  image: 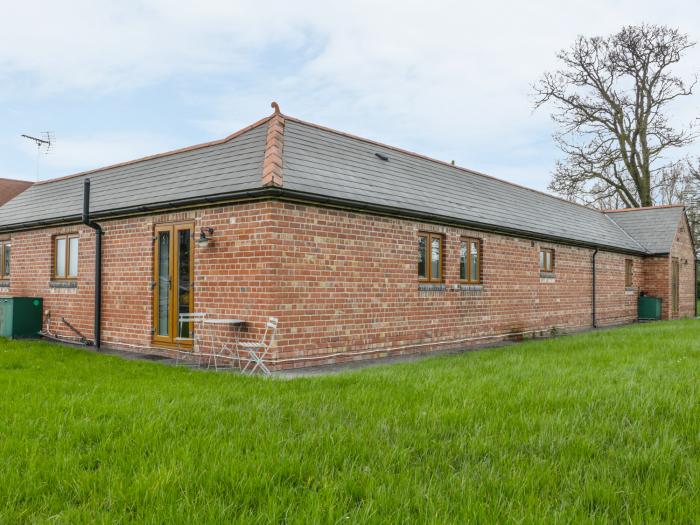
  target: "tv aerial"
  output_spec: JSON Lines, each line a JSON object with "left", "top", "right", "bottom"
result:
{"left": 21, "top": 131, "right": 54, "bottom": 180}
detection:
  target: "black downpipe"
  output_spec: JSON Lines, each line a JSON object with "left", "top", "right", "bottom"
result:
{"left": 695, "top": 257, "right": 698, "bottom": 318}
{"left": 82, "top": 179, "right": 103, "bottom": 349}
{"left": 592, "top": 248, "right": 599, "bottom": 328}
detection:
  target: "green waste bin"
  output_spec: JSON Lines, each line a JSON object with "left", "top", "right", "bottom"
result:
{"left": 638, "top": 295, "right": 662, "bottom": 321}
{"left": 0, "top": 297, "right": 43, "bottom": 338}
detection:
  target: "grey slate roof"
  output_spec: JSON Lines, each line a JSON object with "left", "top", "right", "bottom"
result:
{"left": 606, "top": 207, "right": 683, "bottom": 254}
{"left": 0, "top": 111, "right": 684, "bottom": 255}
{"left": 0, "top": 121, "right": 267, "bottom": 228}
{"left": 282, "top": 119, "right": 646, "bottom": 252}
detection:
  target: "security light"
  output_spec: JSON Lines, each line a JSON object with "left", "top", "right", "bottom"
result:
{"left": 197, "top": 227, "right": 214, "bottom": 248}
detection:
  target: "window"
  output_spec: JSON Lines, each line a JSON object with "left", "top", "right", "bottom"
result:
{"left": 0, "top": 240, "right": 9, "bottom": 278}
{"left": 54, "top": 234, "right": 79, "bottom": 279}
{"left": 460, "top": 238, "right": 482, "bottom": 284}
{"left": 418, "top": 233, "right": 443, "bottom": 282}
{"left": 625, "top": 259, "right": 633, "bottom": 288}
{"left": 540, "top": 248, "right": 555, "bottom": 273}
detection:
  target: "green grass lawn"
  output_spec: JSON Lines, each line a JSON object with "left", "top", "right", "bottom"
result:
{"left": 2, "top": 321, "right": 699, "bottom": 524}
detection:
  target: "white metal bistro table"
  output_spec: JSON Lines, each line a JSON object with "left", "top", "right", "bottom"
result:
{"left": 203, "top": 318, "right": 246, "bottom": 370}
{"left": 204, "top": 319, "right": 246, "bottom": 326}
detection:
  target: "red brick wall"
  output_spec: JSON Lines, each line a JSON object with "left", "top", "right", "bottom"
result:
{"left": 639, "top": 215, "right": 696, "bottom": 320}
{"left": 642, "top": 256, "right": 670, "bottom": 319}
{"left": 670, "top": 215, "right": 696, "bottom": 318}
{"left": 2, "top": 224, "right": 99, "bottom": 340}
{"left": 595, "top": 252, "right": 642, "bottom": 327}
{"left": 2, "top": 203, "right": 280, "bottom": 353}
{"left": 1, "top": 200, "right": 693, "bottom": 369}
{"left": 269, "top": 203, "right": 643, "bottom": 368}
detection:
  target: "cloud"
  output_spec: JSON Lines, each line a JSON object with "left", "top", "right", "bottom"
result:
{"left": 179, "top": 0, "right": 700, "bottom": 184}
{"left": 1, "top": 0, "right": 699, "bottom": 189}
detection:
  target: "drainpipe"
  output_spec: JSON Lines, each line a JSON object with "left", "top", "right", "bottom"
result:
{"left": 592, "top": 248, "right": 599, "bottom": 328}
{"left": 82, "top": 179, "right": 103, "bottom": 349}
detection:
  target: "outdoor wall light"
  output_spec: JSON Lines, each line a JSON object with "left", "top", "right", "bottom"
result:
{"left": 197, "top": 227, "right": 215, "bottom": 248}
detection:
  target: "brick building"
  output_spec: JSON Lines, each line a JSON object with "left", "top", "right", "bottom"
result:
{"left": 0, "top": 104, "right": 695, "bottom": 369}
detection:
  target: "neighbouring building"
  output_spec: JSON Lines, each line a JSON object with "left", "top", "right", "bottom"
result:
{"left": 0, "top": 104, "right": 695, "bottom": 369}
{"left": 0, "top": 178, "right": 32, "bottom": 206}
{"left": 0, "top": 178, "right": 32, "bottom": 280}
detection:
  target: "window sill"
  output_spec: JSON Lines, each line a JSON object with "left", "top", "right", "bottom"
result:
{"left": 418, "top": 283, "right": 445, "bottom": 292}
{"left": 49, "top": 280, "right": 78, "bottom": 289}
{"left": 625, "top": 287, "right": 636, "bottom": 295}
{"left": 456, "top": 284, "right": 484, "bottom": 293}
{"left": 0, "top": 279, "right": 9, "bottom": 288}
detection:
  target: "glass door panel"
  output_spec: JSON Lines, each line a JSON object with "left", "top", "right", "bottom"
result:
{"left": 153, "top": 223, "right": 194, "bottom": 346}
{"left": 156, "top": 230, "right": 171, "bottom": 338}
{"left": 177, "top": 228, "right": 192, "bottom": 339}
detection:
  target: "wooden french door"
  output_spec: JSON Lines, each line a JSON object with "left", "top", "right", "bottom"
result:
{"left": 153, "top": 223, "right": 194, "bottom": 346}
{"left": 672, "top": 258, "right": 680, "bottom": 317}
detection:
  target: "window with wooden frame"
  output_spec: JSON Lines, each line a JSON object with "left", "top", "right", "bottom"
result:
{"left": 625, "top": 259, "right": 633, "bottom": 288}
{"left": 54, "top": 234, "right": 79, "bottom": 279}
{"left": 539, "top": 248, "right": 555, "bottom": 273}
{"left": 418, "top": 232, "right": 444, "bottom": 282}
{"left": 0, "top": 240, "right": 10, "bottom": 278}
{"left": 460, "top": 237, "right": 482, "bottom": 284}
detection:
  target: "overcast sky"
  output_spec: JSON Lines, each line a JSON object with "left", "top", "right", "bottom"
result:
{"left": 1, "top": 0, "right": 698, "bottom": 192}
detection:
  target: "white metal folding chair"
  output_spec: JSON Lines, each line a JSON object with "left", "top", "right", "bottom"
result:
{"left": 236, "top": 317, "right": 278, "bottom": 375}
{"left": 175, "top": 313, "right": 208, "bottom": 367}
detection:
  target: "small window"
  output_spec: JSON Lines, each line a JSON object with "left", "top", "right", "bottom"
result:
{"left": 418, "top": 232, "right": 443, "bottom": 282}
{"left": 0, "top": 241, "right": 10, "bottom": 278}
{"left": 540, "top": 248, "right": 555, "bottom": 273}
{"left": 460, "top": 237, "right": 482, "bottom": 284}
{"left": 54, "top": 234, "right": 79, "bottom": 279}
{"left": 625, "top": 259, "right": 633, "bottom": 288}
{"left": 418, "top": 235, "right": 427, "bottom": 279}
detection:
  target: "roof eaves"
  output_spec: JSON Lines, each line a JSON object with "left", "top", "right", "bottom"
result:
{"left": 0, "top": 186, "right": 648, "bottom": 255}
{"left": 0, "top": 187, "right": 284, "bottom": 233}
{"left": 274, "top": 188, "right": 648, "bottom": 255}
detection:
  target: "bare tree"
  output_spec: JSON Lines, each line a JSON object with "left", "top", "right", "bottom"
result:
{"left": 534, "top": 24, "right": 697, "bottom": 208}
{"left": 683, "top": 158, "right": 700, "bottom": 245}
{"left": 690, "top": 157, "right": 700, "bottom": 181}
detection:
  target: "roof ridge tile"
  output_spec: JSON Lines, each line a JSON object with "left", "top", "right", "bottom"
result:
{"left": 602, "top": 213, "right": 647, "bottom": 253}
{"left": 262, "top": 102, "right": 285, "bottom": 187}
{"left": 604, "top": 204, "right": 684, "bottom": 213}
